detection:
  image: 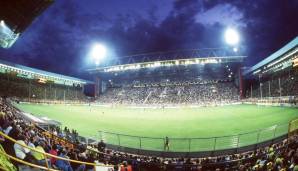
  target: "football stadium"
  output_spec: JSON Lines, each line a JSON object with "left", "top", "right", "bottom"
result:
{"left": 0, "top": 0, "right": 298, "bottom": 171}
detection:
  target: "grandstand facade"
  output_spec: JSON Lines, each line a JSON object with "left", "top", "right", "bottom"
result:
{"left": 243, "top": 36, "right": 298, "bottom": 100}
{"left": 89, "top": 48, "right": 246, "bottom": 105}
{"left": 0, "top": 59, "right": 93, "bottom": 102}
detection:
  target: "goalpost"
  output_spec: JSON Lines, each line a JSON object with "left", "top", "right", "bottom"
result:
{"left": 288, "top": 118, "right": 298, "bottom": 137}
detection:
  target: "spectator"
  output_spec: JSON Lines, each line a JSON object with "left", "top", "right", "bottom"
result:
{"left": 13, "top": 135, "right": 34, "bottom": 163}
{"left": 49, "top": 144, "right": 58, "bottom": 167}
{"left": 97, "top": 140, "right": 106, "bottom": 152}
{"left": 56, "top": 149, "right": 73, "bottom": 171}
{"left": 31, "top": 141, "right": 51, "bottom": 167}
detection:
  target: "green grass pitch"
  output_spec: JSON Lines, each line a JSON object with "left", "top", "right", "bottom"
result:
{"left": 15, "top": 103, "right": 298, "bottom": 152}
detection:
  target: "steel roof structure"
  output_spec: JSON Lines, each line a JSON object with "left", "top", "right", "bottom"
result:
{"left": 0, "top": 59, "right": 93, "bottom": 85}
{"left": 89, "top": 48, "right": 246, "bottom": 73}
{"left": 243, "top": 36, "right": 298, "bottom": 76}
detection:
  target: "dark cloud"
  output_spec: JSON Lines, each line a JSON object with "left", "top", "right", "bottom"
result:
{"left": 0, "top": 0, "right": 297, "bottom": 79}
{"left": 104, "top": 0, "right": 205, "bottom": 54}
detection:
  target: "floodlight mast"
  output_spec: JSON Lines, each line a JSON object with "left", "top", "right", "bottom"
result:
{"left": 224, "top": 27, "right": 240, "bottom": 53}
{"left": 225, "top": 28, "right": 240, "bottom": 46}
{"left": 91, "top": 43, "right": 107, "bottom": 65}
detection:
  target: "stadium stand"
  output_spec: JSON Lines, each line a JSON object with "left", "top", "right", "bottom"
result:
{"left": 246, "top": 70, "right": 298, "bottom": 99}
{"left": 244, "top": 37, "right": 298, "bottom": 101}
{"left": 92, "top": 53, "right": 244, "bottom": 106}
{"left": 98, "top": 80, "right": 239, "bottom": 105}
{"left": 0, "top": 59, "right": 92, "bottom": 103}
{"left": 0, "top": 73, "right": 86, "bottom": 101}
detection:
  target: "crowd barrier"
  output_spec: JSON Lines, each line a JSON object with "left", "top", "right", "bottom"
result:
{"left": 98, "top": 123, "right": 289, "bottom": 152}
{"left": 0, "top": 131, "right": 114, "bottom": 171}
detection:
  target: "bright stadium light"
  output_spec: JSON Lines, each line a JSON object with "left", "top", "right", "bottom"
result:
{"left": 91, "top": 43, "right": 107, "bottom": 65}
{"left": 224, "top": 28, "right": 240, "bottom": 46}
{"left": 0, "top": 20, "right": 4, "bottom": 27}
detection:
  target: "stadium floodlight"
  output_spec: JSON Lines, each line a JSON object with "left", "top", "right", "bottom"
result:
{"left": 0, "top": 20, "right": 4, "bottom": 27}
{"left": 90, "top": 43, "right": 107, "bottom": 65}
{"left": 224, "top": 28, "right": 240, "bottom": 46}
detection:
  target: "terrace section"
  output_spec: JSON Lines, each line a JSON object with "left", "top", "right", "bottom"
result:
{"left": 87, "top": 48, "right": 246, "bottom": 97}
{"left": 0, "top": 59, "right": 93, "bottom": 101}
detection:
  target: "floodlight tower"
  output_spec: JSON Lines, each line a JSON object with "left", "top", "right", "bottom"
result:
{"left": 90, "top": 43, "right": 107, "bottom": 98}
{"left": 91, "top": 43, "right": 107, "bottom": 65}
{"left": 224, "top": 28, "right": 240, "bottom": 46}
{"left": 224, "top": 27, "right": 244, "bottom": 99}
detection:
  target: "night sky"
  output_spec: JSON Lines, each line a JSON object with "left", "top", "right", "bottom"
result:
{"left": 0, "top": 0, "right": 297, "bottom": 79}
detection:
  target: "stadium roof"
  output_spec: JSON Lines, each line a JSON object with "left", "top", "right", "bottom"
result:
{"left": 98, "top": 62, "right": 240, "bottom": 83}
{"left": 0, "top": 0, "right": 54, "bottom": 33}
{"left": 0, "top": 0, "right": 54, "bottom": 48}
{"left": 88, "top": 48, "right": 246, "bottom": 73}
{"left": 0, "top": 59, "right": 93, "bottom": 85}
{"left": 244, "top": 36, "right": 298, "bottom": 76}
{"left": 88, "top": 56, "right": 245, "bottom": 73}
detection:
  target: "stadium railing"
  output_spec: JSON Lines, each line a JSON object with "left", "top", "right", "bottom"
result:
{"left": 0, "top": 131, "right": 114, "bottom": 171}
{"left": 98, "top": 123, "right": 288, "bottom": 152}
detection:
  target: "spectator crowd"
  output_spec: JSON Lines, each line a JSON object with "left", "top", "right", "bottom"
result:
{"left": 1, "top": 97, "right": 298, "bottom": 171}
{"left": 98, "top": 80, "right": 239, "bottom": 106}
{"left": 0, "top": 72, "right": 87, "bottom": 103}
